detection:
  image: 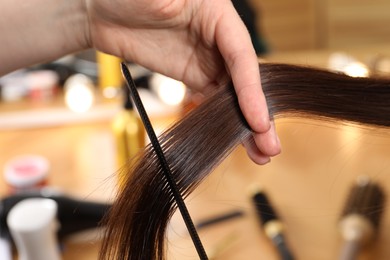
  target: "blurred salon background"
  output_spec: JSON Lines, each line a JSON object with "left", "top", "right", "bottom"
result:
{"left": 1, "top": 1, "right": 390, "bottom": 259}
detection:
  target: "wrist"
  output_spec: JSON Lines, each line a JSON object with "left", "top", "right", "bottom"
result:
{"left": 51, "top": 0, "right": 91, "bottom": 54}
{"left": 0, "top": 0, "right": 90, "bottom": 75}
{"left": 63, "top": 0, "right": 91, "bottom": 51}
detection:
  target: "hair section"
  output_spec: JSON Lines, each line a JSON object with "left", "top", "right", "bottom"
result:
{"left": 99, "top": 63, "right": 390, "bottom": 260}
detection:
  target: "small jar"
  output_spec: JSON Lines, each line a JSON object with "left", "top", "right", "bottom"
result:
{"left": 26, "top": 70, "right": 59, "bottom": 101}
{"left": 4, "top": 155, "right": 50, "bottom": 193}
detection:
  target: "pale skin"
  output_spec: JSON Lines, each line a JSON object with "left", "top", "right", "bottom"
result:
{"left": 0, "top": 0, "right": 281, "bottom": 164}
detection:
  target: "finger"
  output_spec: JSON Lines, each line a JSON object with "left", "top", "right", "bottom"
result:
{"left": 242, "top": 138, "right": 271, "bottom": 165}
{"left": 215, "top": 3, "right": 270, "bottom": 134}
{"left": 253, "top": 121, "right": 281, "bottom": 157}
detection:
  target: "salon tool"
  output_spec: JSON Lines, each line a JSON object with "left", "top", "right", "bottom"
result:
{"left": 0, "top": 188, "right": 111, "bottom": 242}
{"left": 121, "top": 62, "right": 208, "bottom": 259}
{"left": 196, "top": 210, "right": 244, "bottom": 230}
{"left": 7, "top": 198, "right": 60, "bottom": 260}
{"left": 339, "top": 176, "right": 385, "bottom": 260}
{"left": 251, "top": 186, "right": 294, "bottom": 260}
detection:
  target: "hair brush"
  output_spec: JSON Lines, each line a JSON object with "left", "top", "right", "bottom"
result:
{"left": 250, "top": 186, "right": 294, "bottom": 260}
{"left": 339, "top": 176, "right": 386, "bottom": 260}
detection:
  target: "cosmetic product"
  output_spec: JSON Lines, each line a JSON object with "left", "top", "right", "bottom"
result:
{"left": 0, "top": 70, "right": 28, "bottom": 102}
{"left": 112, "top": 85, "right": 145, "bottom": 181}
{"left": 96, "top": 52, "right": 123, "bottom": 98}
{"left": 3, "top": 155, "right": 49, "bottom": 194}
{"left": 0, "top": 188, "right": 111, "bottom": 242}
{"left": 7, "top": 198, "right": 60, "bottom": 260}
{"left": 339, "top": 176, "right": 385, "bottom": 260}
{"left": 0, "top": 235, "right": 12, "bottom": 260}
{"left": 25, "top": 70, "right": 59, "bottom": 101}
{"left": 250, "top": 186, "right": 294, "bottom": 260}
{"left": 121, "top": 62, "right": 208, "bottom": 259}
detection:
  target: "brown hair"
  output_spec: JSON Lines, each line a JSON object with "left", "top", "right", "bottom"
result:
{"left": 99, "top": 63, "right": 390, "bottom": 260}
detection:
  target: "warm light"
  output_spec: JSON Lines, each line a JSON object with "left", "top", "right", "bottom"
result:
{"left": 328, "top": 53, "right": 369, "bottom": 78}
{"left": 64, "top": 74, "right": 95, "bottom": 113}
{"left": 102, "top": 86, "right": 119, "bottom": 99}
{"left": 338, "top": 123, "right": 363, "bottom": 161}
{"left": 150, "top": 73, "right": 186, "bottom": 106}
{"left": 343, "top": 62, "right": 369, "bottom": 78}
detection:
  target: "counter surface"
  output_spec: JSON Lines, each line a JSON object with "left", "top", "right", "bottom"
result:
{"left": 2, "top": 45, "right": 390, "bottom": 259}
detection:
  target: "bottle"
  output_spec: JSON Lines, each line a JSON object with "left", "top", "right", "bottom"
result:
{"left": 7, "top": 198, "right": 60, "bottom": 260}
{"left": 96, "top": 52, "right": 123, "bottom": 98}
{"left": 112, "top": 85, "right": 145, "bottom": 186}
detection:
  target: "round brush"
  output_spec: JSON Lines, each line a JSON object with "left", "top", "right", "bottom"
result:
{"left": 249, "top": 185, "right": 295, "bottom": 260}
{"left": 339, "top": 176, "right": 386, "bottom": 260}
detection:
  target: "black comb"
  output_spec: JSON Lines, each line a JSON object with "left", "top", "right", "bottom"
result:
{"left": 120, "top": 62, "right": 208, "bottom": 260}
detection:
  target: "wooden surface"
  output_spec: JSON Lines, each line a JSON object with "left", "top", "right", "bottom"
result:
{"left": 264, "top": 43, "right": 390, "bottom": 71}
{"left": 325, "top": 0, "right": 390, "bottom": 48}
{"left": 2, "top": 45, "right": 390, "bottom": 259}
{"left": 250, "top": 0, "right": 318, "bottom": 50}
{"left": 2, "top": 118, "right": 390, "bottom": 259}
{"left": 0, "top": 121, "right": 114, "bottom": 259}
{"left": 167, "top": 120, "right": 390, "bottom": 260}
{"left": 0, "top": 122, "right": 117, "bottom": 201}
{"left": 252, "top": 0, "right": 390, "bottom": 51}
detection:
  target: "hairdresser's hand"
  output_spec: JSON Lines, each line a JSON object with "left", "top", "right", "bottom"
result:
{"left": 86, "top": 0, "right": 281, "bottom": 164}
{"left": 0, "top": 0, "right": 280, "bottom": 164}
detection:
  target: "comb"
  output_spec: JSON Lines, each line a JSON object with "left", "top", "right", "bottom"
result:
{"left": 120, "top": 62, "right": 208, "bottom": 259}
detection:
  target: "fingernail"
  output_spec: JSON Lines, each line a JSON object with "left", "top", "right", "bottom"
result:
{"left": 275, "top": 134, "right": 281, "bottom": 148}
{"left": 271, "top": 128, "right": 281, "bottom": 155}
{"left": 259, "top": 115, "right": 271, "bottom": 133}
{"left": 266, "top": 116, "right": 272, "bottom": 131}
{"left": 261, "top": 157, "right": 271, "bottom": 165}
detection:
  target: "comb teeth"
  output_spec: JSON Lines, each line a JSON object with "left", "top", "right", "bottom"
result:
{"left": 341, "top": 176, "right": 386, "bottom": 231}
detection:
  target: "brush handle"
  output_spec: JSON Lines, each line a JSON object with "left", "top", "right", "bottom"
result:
{"left": 195, "top": 210, "right": 244, "bottom": 229}
{"left": 251, "top": 188, "right": 295, "bottom": 260}
{"left": 340, "top": 240, "right": 359, "bottom": 260}
{"left": 271, "top": 233, "right": 295, "bottom": 260}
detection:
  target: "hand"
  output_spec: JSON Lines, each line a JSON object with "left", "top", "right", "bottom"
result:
{"left": 85, "top": 0, "right": 281, "bottom": 164}
{"left": 0, "top": 0, "right": 280, "bottom": 164}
